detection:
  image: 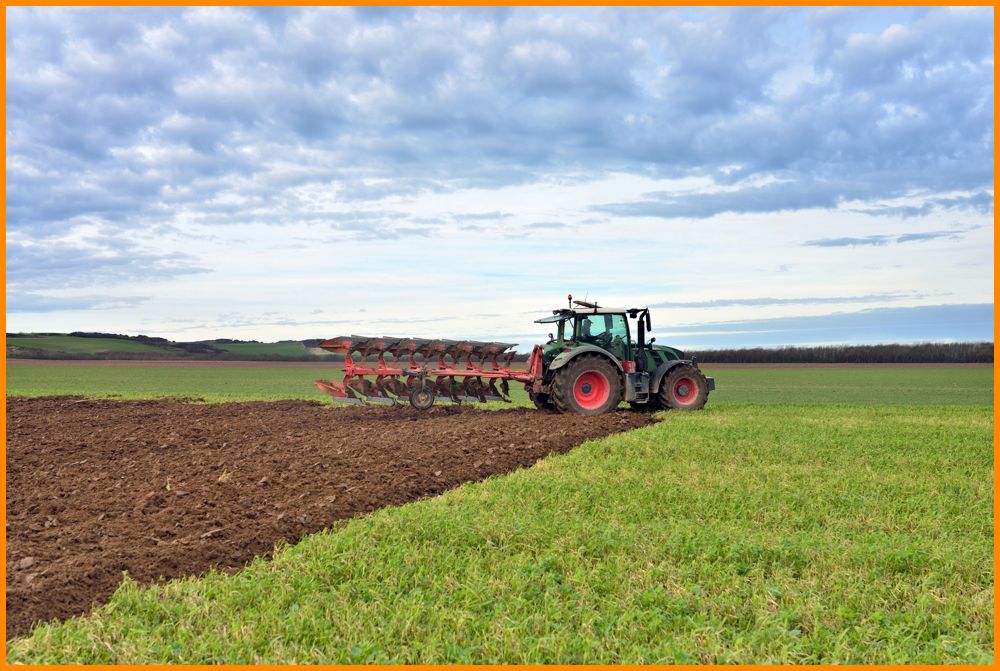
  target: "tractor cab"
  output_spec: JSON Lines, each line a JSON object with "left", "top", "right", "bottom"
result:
{"left": 535, "top": 301, "right": 682, "bottom": 370}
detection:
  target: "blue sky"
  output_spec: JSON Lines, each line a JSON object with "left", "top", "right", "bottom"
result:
{"left": 5, "top": 6, "right": 994, "bottom": 349}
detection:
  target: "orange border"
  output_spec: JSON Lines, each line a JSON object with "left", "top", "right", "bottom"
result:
{"left": 1, "top": 2, "right": 996, "bottom": 668}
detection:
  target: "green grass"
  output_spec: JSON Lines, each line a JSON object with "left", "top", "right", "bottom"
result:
{"left": 5, "top": 364, "right": 993, "bottom": 406}
{"left": 8, "top": 404, "right": 993, "bottom": 664}
{"left": 704, "top": 366, "right": 994, "bottom": 406}
{"left": 6, "top": 335, "right": 169, "bottom": 354}
{"left": 207, "top": 341, "right": 308, "bottom": 356}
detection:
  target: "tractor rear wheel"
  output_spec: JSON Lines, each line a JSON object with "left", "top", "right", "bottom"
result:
{"left": 658, "top": 365, "right": 709, "bottom": 410}
{"left": 550, "top": 354, "right": 622, "bottom": 415}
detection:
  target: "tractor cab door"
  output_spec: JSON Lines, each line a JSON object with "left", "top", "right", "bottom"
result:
{"left": 576, "top": 314, "right": 631, "bottom": 362}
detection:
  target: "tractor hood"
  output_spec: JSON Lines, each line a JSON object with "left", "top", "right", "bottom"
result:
{"left": 652, "top": 343, "right": 686, "bottom": 360}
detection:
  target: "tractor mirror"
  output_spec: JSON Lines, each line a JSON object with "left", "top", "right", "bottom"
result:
{"left": 644, "top": 312, "right": 652, "bottom": 330}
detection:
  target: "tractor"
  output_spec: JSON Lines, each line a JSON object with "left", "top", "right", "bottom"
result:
{"left": 528, "top": 297, "right": 713, "bottom": 413}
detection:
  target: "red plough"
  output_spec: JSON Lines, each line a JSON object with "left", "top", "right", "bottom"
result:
{"left": 315, "top": 336, "right": 543, "bottom": 409}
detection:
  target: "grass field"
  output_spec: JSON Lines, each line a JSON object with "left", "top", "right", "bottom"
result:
{"left": 5, "top": 364, "right": 994, "bottom": 663}
{"left": 206, "top": 341, "right": 308, "bottom": 356}
{"left": 6, "top": 336, "right": 169, "bottom": 354}
{"left": 5, "top": 364, "right": 994, "bottom": 407}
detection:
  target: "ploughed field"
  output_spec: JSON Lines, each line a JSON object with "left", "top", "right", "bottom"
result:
{"left": 6, "top": 396, "right": 655, "bottom": 638}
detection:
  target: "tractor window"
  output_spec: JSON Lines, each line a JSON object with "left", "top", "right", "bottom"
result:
{"left": 607, "top": 314, "right": 628, "bottom": 340}
{"left": 576, "top": 314, "right": 630, "bottom": 360}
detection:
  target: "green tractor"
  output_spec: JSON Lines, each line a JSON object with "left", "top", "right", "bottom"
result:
{"left": 528, "top": 297, "right": 715, "bottom": 414}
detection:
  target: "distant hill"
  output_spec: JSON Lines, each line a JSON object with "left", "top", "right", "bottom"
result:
{"left": 5, "top": 333, "right": 335, "bottom": 361}
{"left": 7, "top": 335, "right": 170, "bottom": 355}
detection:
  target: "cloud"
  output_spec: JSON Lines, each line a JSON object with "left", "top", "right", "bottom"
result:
{"left": 6, "top": 292, "right": 149, "bottom": 313}
{"left": 6, "top": 6, "right": 993, "bottom": 240}
{"left": 594, "top": 182, "right": 993, "bottom": 220}
{"left": 649, "top": 292, "right": 931, "bottom": 309}
{"left": 6, "top": 235, "right": 209, "bottom": 289}
{"left": 804, "top": 228, "right": 970, "bottom": 247}
{"left": 805, "top": 235, "right": 892, "bottom": 247}
{"left": 451, "top": 211, "right": 514, "bottom": 222}
{"left": 851, "top": 192, "right": 994, "bottom": 218}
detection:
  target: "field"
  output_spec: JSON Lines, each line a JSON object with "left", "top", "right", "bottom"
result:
{"left": 5, "top": 362, "right": 994, "bottom": 663}
{"left": 207, "top": 341, "right": 309, "bottom": 356}
{"left": 6, "top": 361, "right": 993, "bottom": 406}
{"left": 6, "top": 336, "right": 168, "bottom": 355}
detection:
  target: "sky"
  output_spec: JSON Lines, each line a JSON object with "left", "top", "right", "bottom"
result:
{"left": 5, "top": 6, "right": 994, "bottom": 350}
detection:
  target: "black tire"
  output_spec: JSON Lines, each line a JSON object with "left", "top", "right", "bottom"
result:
{"left": 658, "top": 365, "right": 709, "bottom": 410}
{"left": 529, "top": 390, "right": 556, "bottom": 411}
{"left": 409, "top": 384, "right": 435, "bottom": 410}
{"left": 550, "top": 354, "right": 623, "bottom": 415}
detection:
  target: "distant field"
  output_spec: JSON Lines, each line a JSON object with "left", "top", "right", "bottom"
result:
{"left": 5, "top": 362, "right": 993, "bottom": 406}
{"left": 6, "top": 336, "right": 169, "bottom": 354}
{"left": 207, "top": 341, "right": 308, "bottom": 356}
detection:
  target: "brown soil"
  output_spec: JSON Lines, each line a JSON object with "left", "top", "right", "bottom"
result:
{"left": 5, "top": 397, "right": 656, "bottom": 638}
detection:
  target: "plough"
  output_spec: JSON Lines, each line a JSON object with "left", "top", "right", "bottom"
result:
{"left": 314, "top": 336, "right": 542, "bottom": 410}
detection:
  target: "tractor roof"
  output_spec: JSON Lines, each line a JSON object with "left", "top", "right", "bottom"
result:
{"left": 535, "top": 306, "right": 641, "bottom": 323}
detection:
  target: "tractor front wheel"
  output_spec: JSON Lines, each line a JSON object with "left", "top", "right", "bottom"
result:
{"left": 658, "top": 365, "right": 709, "bottom": 410}
{"left": 550, "top": 354, "right": 622, "bottom": 415}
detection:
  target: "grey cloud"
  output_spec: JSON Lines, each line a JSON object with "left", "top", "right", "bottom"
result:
{"left": 805, "top": 229, "right": 969, "bottom": 247}
{"left": 895, "top": 230, "right": 963, "bottom": 243}
{"left": 595, "top": 181, "right": 993, "bottom": 220}
{"left": 5, "top": 5, "right": 994, "bottom": 240}
{"left": 853, "top": 192, "right": 994, "bottom": 218}
{"left": 805, "top": 235, "right": 892, "bottom": 247}
{"left": 595, "top": 180, "right": 845, "bottom": 218}
{"left": 6, "top": 236, "right": 210, "bottom": 289}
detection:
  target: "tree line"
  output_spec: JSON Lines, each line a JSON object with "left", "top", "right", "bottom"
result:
{"left": 687, "top": 342, "right": 993, "bottom": 364}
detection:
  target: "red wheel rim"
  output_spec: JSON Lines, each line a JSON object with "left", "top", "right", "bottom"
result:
{"left": 673, "top": 377, "right": 698, "bottom": 406}
{"left": 574, "top": 371, "right": 611, "bottom": 410}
